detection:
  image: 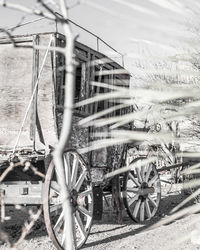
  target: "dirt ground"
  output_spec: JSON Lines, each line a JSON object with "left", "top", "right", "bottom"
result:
{"left": 1, "top": 187, "right": 200, "bottom": 250}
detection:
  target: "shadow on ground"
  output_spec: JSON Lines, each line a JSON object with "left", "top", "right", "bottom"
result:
{"left": 83, "top": 191, "right": 195, "bottom": 249}
{"left": 0, "top": 190, "right": 196, "bottom": 248}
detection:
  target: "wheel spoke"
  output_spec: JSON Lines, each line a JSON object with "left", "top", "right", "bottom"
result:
{"left": 129, "top": 172, "right": 140, "bottom": 187}
{"left": 141, "top": 165, "right": 145, "bottom": 182}
{"left": 145, "top": 165, "right": 152, "bottom": 183}
{"left": 75, "top": 211, "right": 87, "bottom": 238}
{"left": 50, "top": 203, "right": 62, "bottom": 213}
{"left": 53, "top": 211, "right": 64, "bottom": 235}
{"left": 74, "top": 170, "right": 87, "bottom": 191}
{"left": 71, "top": 154, "right": 79, "bottom": 188}
{"left": 147, "top": 195, "right": 157, "bottom": 208}
{"left": 79, "top": 189, "right": 93, "bottom": 197}
{"left": 133, "top": 199, "right": 141, "bottom": 218}
{"left": 128, "top": 194, "right": 139, "bottom": 207}
{"left": 140, "top": 201, "right": 145, "bottom": 221}
{"left": 148, "top": 175, "right": 158, "bottom": 186}
{"left": 127, "top": 193, "right": 132, "bottom": 199}
{"left": 50, "top": 181, "right": 60, "bottom": 194}
{"left": 64, "top": 153, "right": 71, "bottom": 189}
{"left": 145, "top": 199, "right": 152, "bottom": 218}
{"left": 78, "top": 205, "right": 92, "bottom": 217}
{"left": 135, "top": 167, "right": 142, "bottom": 184}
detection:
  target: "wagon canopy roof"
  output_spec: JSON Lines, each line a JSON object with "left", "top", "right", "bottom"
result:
{"left": 0, "top": 32, "right": 130, "bottom": 76}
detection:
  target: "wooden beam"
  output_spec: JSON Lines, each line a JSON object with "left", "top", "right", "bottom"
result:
{"left": 30, "top": 35, "right": 39, "bottom": 149}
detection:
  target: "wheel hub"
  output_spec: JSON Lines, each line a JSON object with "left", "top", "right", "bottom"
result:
{"left": 141, "top": 182, "right": 148, "bottom": 189}
{"left": 71, "top": 189, "right": 88, "bottom": 208}
{"left": 138, "top": 182, "right": 155, "bottom": 199}
{"left": 71, "top": 189, "right": 78, "bottom": 207}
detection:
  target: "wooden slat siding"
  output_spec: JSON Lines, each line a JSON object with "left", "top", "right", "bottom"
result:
{"left": 53, "top": 34, "right": 91, "bottom": 153}
{"left": 51, "top": 35, "right": 58, "bottom": 140}
{"left": 35, "top": 34, "right": 58, "bottom": 149}
{"left": 88, "top": 54, "right": 96, "bottom": 169}
{"left": 54, "top": 34, "right": 59, "bottom": 107}
{"left": 55, "top": 35, "right": 65, "bottom": 107}
{"left": 90, "top": 65, "right": 109, "bottom": 169}
{"left": 60, "top": 39, "right": 65, "bottom": 106}
{"left": 75, "top": 46, "right": 88, "bottom": 61}
{"left": 89, "top": 54, "right": 95, "bottom": 114}
{"left": 30, "top": 35, "right": 40, "bottom": 149}
{"left": 75, "top": 41, "right": 126, "bottom": 73}
{"left": 106, "top": 71, "right": 113, "bottom": 113}
{"left": 0, "top": 32, "right": 130, "bottom": 157}
{"left": 85, "top": 51, "right": 91, "bottom": 114}
{"left": 0, "top": 33, "right": 59, "bottom": 151}
{"left": 0, "top": 41, "right": 33, "bottom": 149}
{"left": 94, "top": 65, "right": 102, "bottom": 114}
{"left": 55, "top": 35, "right": 60, "bottom": 106}
{"left": 80, "top": 62, "right": 86, "bottom": 113}
{"left": 75, "top": 53, "right": 88, "bottom": 63}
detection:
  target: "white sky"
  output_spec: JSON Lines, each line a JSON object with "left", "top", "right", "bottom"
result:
{"left": 0, "top": 0, "right": 197, "bottom": 73}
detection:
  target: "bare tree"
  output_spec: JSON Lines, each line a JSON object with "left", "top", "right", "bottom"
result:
{"left": 0, "top": 1, "right": 77, "bottom": 249}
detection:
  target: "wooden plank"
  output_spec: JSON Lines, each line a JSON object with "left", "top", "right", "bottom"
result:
{"left": 89, "top": 54, "right": 96, "bottom": 114}
{"left": 35, "top": 34, "right": 58, "bottom": 148}
{"left": 30, "top": 35, "right": 39, "bottom": 149}
{"left": 85, "top": 51, "right": 91, "bottom": 114}
{"left": 0, "top": 42, "right": 33, "bottom": 149}
{"left": 0, "top": 32, "right": 130, "bottom": 154}
{"left": 80, "top": 62, "right": 86, "bottom": 113}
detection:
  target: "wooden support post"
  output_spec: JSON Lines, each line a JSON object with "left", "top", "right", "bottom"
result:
{"left": 85, "top": 52, "right": 91, "bottom": 114}
{"left": 94, "top": 66, "right": 102, "bottom": 114}
{"left": 112, "top": 175, "right": 123, "bottom": 223}
{"left": 80, "top": 62, "right": 86, "bottom": 112}
{"left": 109, "top": 144, "right": 125, "bottom": 223}
{"left": 89, "top": 54, "right": 95, "bottom": 114}
{"left": 30, "top": 35, "right": 39, "bottom": 150}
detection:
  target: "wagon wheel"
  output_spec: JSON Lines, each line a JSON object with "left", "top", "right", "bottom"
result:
{"left": 43, "top": 150, "right": 93, "bottom": 249}
{"left": 155, "top": 144, "right": 181, "bottom": 195}
{"left": 123, "top": 157, "right": 161, "bottom": 222}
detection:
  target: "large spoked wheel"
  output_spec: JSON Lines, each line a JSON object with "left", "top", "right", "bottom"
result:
{"left": 155, "top": 144, "right": 181, "bottom": 195}
{"left": 123, "top": 158, "right": 161, "bottom": 222}
{"left": 43, "top": 149, "right": 93, "bottom": 249}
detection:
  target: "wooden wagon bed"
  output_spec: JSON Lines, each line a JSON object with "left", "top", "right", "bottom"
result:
{"left": 0, "top": 32, "right": 130, "bottom": 161}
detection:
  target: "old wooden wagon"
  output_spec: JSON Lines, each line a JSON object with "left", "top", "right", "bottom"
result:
{"left": 0, "top": 32, "right": 162, "bottom": 249}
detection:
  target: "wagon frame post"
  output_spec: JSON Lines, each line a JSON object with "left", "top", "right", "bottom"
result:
{"left": 30, "top": 34, "right": 40, "bottom": 151}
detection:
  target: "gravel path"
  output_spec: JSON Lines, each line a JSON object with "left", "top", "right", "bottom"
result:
{"left": 1, "top": 189, "right": 200, "bottom": 250}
